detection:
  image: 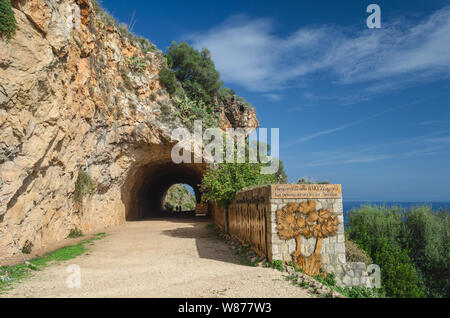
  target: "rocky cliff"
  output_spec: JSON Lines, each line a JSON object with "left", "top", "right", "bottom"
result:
{"left": 0, "top": 0, "right": 257, "bottom": 261}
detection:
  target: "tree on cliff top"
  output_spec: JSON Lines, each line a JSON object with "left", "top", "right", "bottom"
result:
{"left": 167, "top": 41, "right": 223, "bottom": 105}
{"left": 0, "top": 0, "right": 18, "bottom": 42}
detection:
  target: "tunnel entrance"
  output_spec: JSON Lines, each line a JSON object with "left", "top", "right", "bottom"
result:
{"left": 163, "top": 184, "right": 197, "bottom": 213}
{"left": 125, "top": 162, "right": 206, "bottom": 220}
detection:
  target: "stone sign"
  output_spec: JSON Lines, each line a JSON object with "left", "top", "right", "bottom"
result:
{"left": 270, "top": 184, "right": 342, "bottom": 199}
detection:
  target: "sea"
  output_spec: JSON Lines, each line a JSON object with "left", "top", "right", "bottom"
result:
{"left": 343, "top": 201, "right": 450, "bottom": 224}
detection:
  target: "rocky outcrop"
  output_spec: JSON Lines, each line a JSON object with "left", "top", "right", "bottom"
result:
{"left": 0, "top": 0, "right": 257, "bottom": 262}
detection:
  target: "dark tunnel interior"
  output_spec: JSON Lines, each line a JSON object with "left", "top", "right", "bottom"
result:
{"left": 127, "top": 163, "right": 204, "bottom": 220}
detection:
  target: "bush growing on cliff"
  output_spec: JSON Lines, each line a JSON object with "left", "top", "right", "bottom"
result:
{"left": 173, "top": 93, "right": 218, "bottom": 129}
{"left": 126, "top": 56, "right": 147, "bottom": 73}
{"left": 0, "top": 0, "right": 17, "bottom": 41}
{"left": 67, "top": 228, "right": 84, "bottom": 239}
{"left": 159, "top": 68, "right": 178, "bottom": 95}
{"left": 74, "top": 170, "right": 96, "bottom": 204}
{"left": 166, "top": 41, "right": 222, "bottom": 105}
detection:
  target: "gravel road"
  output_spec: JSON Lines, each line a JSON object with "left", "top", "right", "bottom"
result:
{"left": 1, "top": 219, "right": 311, "bottom": 298}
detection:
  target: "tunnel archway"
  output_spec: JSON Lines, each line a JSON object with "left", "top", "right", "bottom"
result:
{"left": 125, "top": 161, "right": 205, "bottom": 220}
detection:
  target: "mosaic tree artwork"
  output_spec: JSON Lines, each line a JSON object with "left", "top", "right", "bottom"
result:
{"left": 276, "top": 201, "right": 340, "bottom": 276}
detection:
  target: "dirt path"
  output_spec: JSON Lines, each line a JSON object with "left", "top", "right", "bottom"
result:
{"left": 1, "top": 219, "right": 311, "bottom": 298}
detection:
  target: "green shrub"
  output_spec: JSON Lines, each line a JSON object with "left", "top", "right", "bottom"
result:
{"left": 347, "top": 205, "right": 406, "bottom": 256}
{"left": 74, "top": 170, "right": 96, "bottom": 203}
{"left": 67, "top": 228, "right": 83, "bottom": 239}
{"left": 159, "top": 68, "right": 178, "bottom": 95}
{"left": 200, "top": 158, "right": 280, "bottom": 207}
{"left": 404, "top": 208, "right": 449, "bottom": 298}
{"left": 348, "top": 205, "right": 449, "bottom": 297}
{"left": 272, "top": 260, "right": 284, "bottom": 272}
{"left": 0, "top": 0, "right": 17, "bottom": 41}
{"left": 126, "top": 56, "right": 147, "bottom": 73}
{"left": 373, "top": 238, "right": 424, "bottom": 298}
{"left": 173, "top": 93, "right": 217, "bottom": 129}
{"left": 166, "top": 41, "right": 222, "bottom": 105}
{"left": 22, "top": 240, "right": 33, "bottom": 255}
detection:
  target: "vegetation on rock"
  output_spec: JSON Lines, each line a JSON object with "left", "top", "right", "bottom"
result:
{"left": 0, "top": 0, "right": 17, "bottom": 41}
{"left": 297, "top": 177, "right": 330, "bottom": 185}
{"left": 67, "top": 228, "right": 84, "bottom": 239}
{"left": 92, "top": 0, "right": 159, "bottom": 55}
{"left": 126, "top": 56, "right": 147, "bottom": 73}
{"left": 74, "top": 170, "right": 96, "bottom": 204}
{"left": 21, "top": 240, "right": 33, "bottom": 255}
{"left": 159, "top": 41, "right": 255, "bottom": 130}
{"left": 159, "top": 68, "right": 179, "bottom": 95}
{"left": 173, "top": 93, "right": 218, "bottom": 129}
{"left": 166, "top": 41, "right": 222, "bottom": 105}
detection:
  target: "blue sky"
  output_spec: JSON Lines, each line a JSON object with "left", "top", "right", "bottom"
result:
{"left": 101, "top": 0, "right": 450, "bottom": 201}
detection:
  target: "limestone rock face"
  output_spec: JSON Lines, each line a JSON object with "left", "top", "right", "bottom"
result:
{"left": 0, "top": 0, "right": 257, "bottom": 261}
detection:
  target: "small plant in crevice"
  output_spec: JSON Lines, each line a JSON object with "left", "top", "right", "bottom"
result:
{"left": 67, "top": 228, "right": 84, "bottom": 239}
{"left": 120, "top": 67, "right": 134, "bottom": 91}
{"left": 89, "top": 85, "right": 95, "bottom": 98}
{"left": 129, "top": 103, "right": 137, "bottom": 114}
{"left": 74, "top": 170, "right": 96, "bottom": 204}
{"left": 115, "top": 104, "right": 123, "bottom": 119}
{"left": 22, "top": 240, "right": 33, "bottom": 255}
{"left": 126, "top": 55, "right": 147, "bottom": 73}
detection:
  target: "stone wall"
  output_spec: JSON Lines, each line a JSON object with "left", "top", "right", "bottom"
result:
{"left": 213, "top": 184, "right": 379, "bottom": 289}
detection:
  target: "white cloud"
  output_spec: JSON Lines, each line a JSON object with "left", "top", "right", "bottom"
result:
{"left": 286, "top": 130, "right": 450, "bottom": 167}
{"left": 284, "top": 94, "right": 441, "bottom": 146}
{"left": 189, "top": 6, "right": 450, "bottom": 93}
{"left": 265, "top": 93, "right": 283, "bottom": 101}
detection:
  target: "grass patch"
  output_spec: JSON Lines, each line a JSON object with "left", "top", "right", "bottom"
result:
{"left": 270, "top": 260, "right": 284, "bottom": 272}
{"left": 0, "top": 233, "right": 107, "bottom": 294}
